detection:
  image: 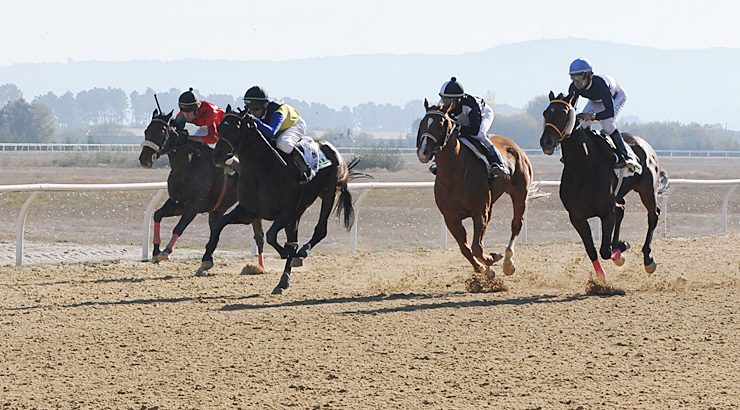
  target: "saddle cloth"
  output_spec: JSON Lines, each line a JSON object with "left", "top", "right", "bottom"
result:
{"left": 592, "top": 130, "right": 642, "bottom": 177}
{"left": 295, "top": 136, "right": 332, "bottom": 183}
{"left": 458, "top": 137, "right": 492, "bottom": 170}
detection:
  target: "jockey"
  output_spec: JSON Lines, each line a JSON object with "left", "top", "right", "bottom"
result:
{"left": 243, "top": 85, "right": 312, "bottom": 184}
{"left": 437, "top": 77, "right": 509, "bottom": 179}
{"left": 568, "top": 58, "right": 629, "bottom": 168}
{"left": 171, "top": 87, "right": 225, "bottom": 145}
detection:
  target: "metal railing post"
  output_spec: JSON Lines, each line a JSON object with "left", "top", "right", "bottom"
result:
{"left": 16, "top": 192, "right": 40, "bottom": 266}
{"left": 721, "top": 186, "right": 738, "bottom": 234}
{"left": 141, "top": 189, "right": 168, "bottom": 261}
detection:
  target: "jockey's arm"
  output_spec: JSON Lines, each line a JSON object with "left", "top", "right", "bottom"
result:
{"left": 568, "top": 82, "right": 581, "bottom": 109}
{"left": 593, "top": 78, "right": 615, "bottom": 120}
{"left": 459, "top": 100, "right": 482, "bottom": 136}
{"left": 253, "top": 111, "right": 285, "bottom": 140}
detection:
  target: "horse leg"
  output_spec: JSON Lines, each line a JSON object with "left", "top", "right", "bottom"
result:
{"left": 159, "top": 207, "right": 199, "bottom": 259}
{"left": 265, "top": 217, "right": 290, "bottom": 259}
{"left": 610, "top": 198, "right": 628, "bottom": 266}
{"left": 471, "top": 212, "right": 500, "bottom": 272}
{"left": 251, "top": 220, "right": 265, "bottom": 268}
{"left": 569, "top": 213, "right": 606, "bottom": 283}
{"left": 598, "top": 208, "right": 617, "bottom": 262}
{"left": 151, "top": 199, "right": 180, "bottom": 262}
{"left": 297, "top": 190, "right": 336, "bottom": 259}
{"left": 444, "top": 216, "right": 485, "bottom": 273}
{"left": 284, "top": 219, "right": 304, "bottom": 268}
{"left": 503, "top": 190, "right": 527, "bottom": 276}
{"left": 637, "top": 189, "right": 660, "bottom": 273}
{"left": 198, "top": 205, "right": 253, "bottom": 276}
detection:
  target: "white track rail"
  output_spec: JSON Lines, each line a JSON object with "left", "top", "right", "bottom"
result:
{"left": 2, "top": 179, "right": 739, "bottom": 266}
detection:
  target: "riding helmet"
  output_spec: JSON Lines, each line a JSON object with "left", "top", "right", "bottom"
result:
{"left": 243, "top": 86, "right": 269, "bottom": 108}
{"left": 439, "top": 77, "right": 465, "bottom": 98}
{"left": 178, "top": 87, "right": 200, "bottom": 112}
{"left": 569, "top": 58, "right": 593, "bottom": 75}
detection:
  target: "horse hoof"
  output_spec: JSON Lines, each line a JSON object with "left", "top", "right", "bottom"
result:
{"left": 645, "top": 261, "right": 657, "bottom": 274}
{"left": 271, "top": 286, "right": 285, "bottom": 295}
{"left": 490, "top": 253, "right": 504, "bottom": 264}
{"left": 503, "top": 260, "right": 515, "bottom": 276}
{"left": 613, "top": 255, "right": 625, "bottom": 266}
{"left": 195, "top": 260, "right": 214, "bottom": 277}
{"left": 153, "top": 254, "right": 169, "bottom": 263}
{"left": 290, "top": 257, "right": 304, "bottom": 268}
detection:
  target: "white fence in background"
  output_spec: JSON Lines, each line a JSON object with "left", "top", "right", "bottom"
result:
{"left": 1, "top": 179, "right": 739, "bottom": 266}
{"left": 2, "top": 143, "right": 740, "bottom": 158}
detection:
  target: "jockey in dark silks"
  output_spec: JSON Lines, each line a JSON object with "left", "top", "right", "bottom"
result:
{"left": 568, "top": 58, "right": 629, "bottom": 168}
{"left": 243, "top": 85, "right": 312, "bottom": 184}
{"left": 433, "top": 77, "right": 509, "bottom": 179}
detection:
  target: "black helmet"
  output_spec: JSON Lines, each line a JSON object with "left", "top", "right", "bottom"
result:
{"left": 439, "top": 77, "right": 465, "bottom": 98}
{"left": 243, "top": 86, "right": 269, "bottom": 108}
{"left": 178, "top": 87, "right": 200, "bottom": 112}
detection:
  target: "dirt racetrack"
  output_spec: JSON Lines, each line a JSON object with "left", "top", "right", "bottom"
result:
{"left": 1, "top": 235, "right": 738, "bottom": 409}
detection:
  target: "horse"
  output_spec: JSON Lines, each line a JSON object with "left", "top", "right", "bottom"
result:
{"left": 138, "top": 109, "right": 265, "bottom": 269}
{"left": 416, "top": 99, "right": 533, "bottom": 276}
{"left": 540, "top": 91, "right": 669, "bottom": 283}
{"left": 197, "top": 106, "right": 357, "bottom": 294}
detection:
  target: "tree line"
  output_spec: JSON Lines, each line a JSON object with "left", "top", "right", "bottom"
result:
{"left": 0, "top": 82, "right": 738, "bottom": 150}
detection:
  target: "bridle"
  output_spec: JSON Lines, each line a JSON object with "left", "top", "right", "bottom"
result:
{"left": 140, "top": 118, "right": 172, "bottom": 158}
{"left": 544, "top": 99, "right": 577, "bottom": 142}
{"left": 419, "top": 109, "right": 458, "bottom": 153}
{"left": 217, "top": 112, "right": 246, "bottom": 155}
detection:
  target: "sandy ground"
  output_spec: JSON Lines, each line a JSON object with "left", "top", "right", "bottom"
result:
{"left": 1, "top": 235, "right": 738, "bottom": 409}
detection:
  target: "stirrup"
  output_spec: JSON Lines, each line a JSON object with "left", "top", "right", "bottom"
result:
{"left": 488, "top": 164, "right": 509, "bottom": 179}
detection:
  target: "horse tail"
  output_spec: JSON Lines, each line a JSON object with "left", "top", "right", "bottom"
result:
{"left": 321, "top": 141, "right": 357, "bottom": 231}
{"left": 347, "top": 156, "right": 374, "bottom": 181}
{"left": 334, "top": 184, "right": 355, "bottom": 231}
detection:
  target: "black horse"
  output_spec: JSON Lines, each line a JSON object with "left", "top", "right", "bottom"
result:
{"left": 197, "top": 106, "right": 357, "bottom": 294}
{"left": 139, "top": 109, "right": 265, "bottom": 269}
{"left": 540, "top": 91, "right": 669, "bottom": 283}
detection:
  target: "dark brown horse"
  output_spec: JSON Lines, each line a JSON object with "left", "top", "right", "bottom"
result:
{"left": 198, "top": 106, "right": 357, "bottom": 294}
{"left": 416, "top": 100, "right": 533, "bottom": 276}
{"left": 139, "top": 109, "right": 265, "bottom": 269}
{"left": 540, "top": 91, "right": 669, "bottom": 282}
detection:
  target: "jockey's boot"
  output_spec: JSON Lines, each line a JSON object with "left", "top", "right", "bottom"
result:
{"left": 486, "top": 145, "right": 510, "bottom": 179}
{"left": 429, "top": 163, "right": 437, "bottom": 175}
{"left": 291, "top": 150, "right": 312, "bottom": 185}
{"left": 610, "top": 130, "right": 629, "bottom": 168}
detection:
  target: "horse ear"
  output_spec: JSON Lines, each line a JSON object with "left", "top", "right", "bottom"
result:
{"left": 548, "top": 91, "right": 555, "bottom": 100}
{"left": 424, "top": 98, "right": 429, "bottom": 111}
{"left": 165, "top": 110, "right": 173, "bottom": 121}
{"left": 152, "top": 109, "right": 159, "bottom": 118}
{"left": 565, "top": 89, "right": 576, "bottom": 104}
{"left": 226, "top": 104, "right": 232, "bottom": 113}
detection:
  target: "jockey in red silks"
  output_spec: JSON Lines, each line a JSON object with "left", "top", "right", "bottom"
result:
{"left": 171, "top": 87, "right": 225, "bottom": 145}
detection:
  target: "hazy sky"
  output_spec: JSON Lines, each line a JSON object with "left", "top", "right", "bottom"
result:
{"left": 2, "top": 0, "right": 738, "bottom": 65}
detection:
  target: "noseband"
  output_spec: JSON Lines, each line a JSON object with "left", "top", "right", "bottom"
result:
{"left": 544, "top": 99, "right": 577, "bottom": 142}
{"left": 420, "top": 110, "right": 458, "bottom": 152}
{"left": 140, "top": 118, "right": 171, "bottom": 156}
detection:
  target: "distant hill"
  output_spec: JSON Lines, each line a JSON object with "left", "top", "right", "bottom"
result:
{"left": 2, "top": 38, "right": 739, "bottom": 129}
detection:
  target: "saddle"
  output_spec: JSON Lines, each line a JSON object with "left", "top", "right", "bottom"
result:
{"left": 585, "top": 129, "right": 642, "bottom": 176}
{"left": 273, "top": 137, "right": 333, "bottom": 184}
{"left": 458, "top": 136, "right": 510, "bottom": 177}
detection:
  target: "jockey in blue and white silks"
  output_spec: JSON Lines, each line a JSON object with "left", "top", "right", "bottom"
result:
{"left": 438, "top": 77, "right": 509, "bottom": 179}
{"left": 568, "top": 58, "right": 629, "bottom": 168}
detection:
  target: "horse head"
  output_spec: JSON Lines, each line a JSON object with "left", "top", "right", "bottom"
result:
{"left": 139, "top": 108, "right": 174, "bottom": 168}
{"left": 213, "top": 104, "right": 250, "bottom": 167}
{"left": 540, "top": 91, "right": 577, "bottom": 155}
{"left": 416, "top": 98, "right": 457, "bottom": 163}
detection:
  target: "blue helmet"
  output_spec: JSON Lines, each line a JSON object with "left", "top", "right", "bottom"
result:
{"left": 569, "top": 58, "right": 593, "bottom": 75}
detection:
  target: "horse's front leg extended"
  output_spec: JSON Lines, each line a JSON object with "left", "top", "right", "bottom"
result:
{"left": 471, "top": 212, "right": 501, "bottom": 270}
{"left": 569, "top": 213, "right": 605, "bottom": 283}
{"left": 198, "top": 205, "right": 251, "bottom": 276}
{"left": 151, "top": 199, "right": 180, "bottom": 261}
{"left": 445, "top": 215, "right": 485, "bottom": 273}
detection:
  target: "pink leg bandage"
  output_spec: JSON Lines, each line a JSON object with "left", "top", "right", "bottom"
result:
{"left": 165, "top": 234, "right": 180, "bottom": 252}
{"left": 153, "top": 222, "right": 161, "bottom": 245}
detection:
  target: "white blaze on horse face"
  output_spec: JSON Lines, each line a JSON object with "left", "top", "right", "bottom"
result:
{"left": 426, "top": 117, "right": 434, "bottom": 129}
{"left": 417, "top": 137, "right": 430, "bottom": 163}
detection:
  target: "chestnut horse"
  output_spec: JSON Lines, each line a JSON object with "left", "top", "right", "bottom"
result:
{"left": 540, "top": 91, "right": 669, "bottom": 282}
{"left": 416, "top": 100, "right": 533, "bottom": 276}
